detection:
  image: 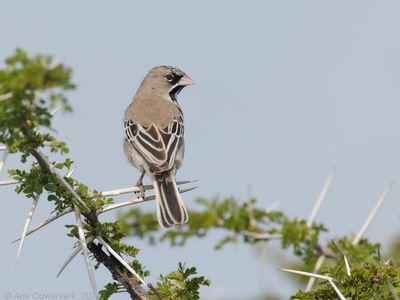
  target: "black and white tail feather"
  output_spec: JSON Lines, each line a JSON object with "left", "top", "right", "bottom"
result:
{"left": 154, "top": 172, "right": 188, "bottom": 227}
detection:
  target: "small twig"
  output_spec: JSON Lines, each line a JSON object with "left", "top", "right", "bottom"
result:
{"left": 15, "top": 194, "right": 41, "bottom": 265}
{"left": 352, "top": 183, "right": 392, "bottom": 245}
{"left": 74, "top": 206, "right": 99, "bottom": 299}
{"left": 148, "top": 284, "right": 163, "bottom": 300}
{"left": 307, "top": 168, "right": 336, "bottom": 227}
{"left": 97, "top": 236, "right": 148, "bottom": 287}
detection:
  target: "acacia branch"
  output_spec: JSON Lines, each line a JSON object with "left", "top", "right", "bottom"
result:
{"left": 88, "top": 242, "right": 150, "bottom": 300}
{"left": 28, "top": 147, "right": 149, "bottom": 299}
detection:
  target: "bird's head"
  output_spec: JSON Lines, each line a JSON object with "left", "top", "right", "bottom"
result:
{"left": 141, "top": 66, "right": 194, "bottom": 102}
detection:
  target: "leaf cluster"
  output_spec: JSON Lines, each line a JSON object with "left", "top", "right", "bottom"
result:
{"left": 0, "top": 49, "right": 74, "bottom": 160}
{"left": 150, "top": 263, "right": 210, "bottom": 300}
{"left": 120, "top": 197, "right": 326, "bottom": 264}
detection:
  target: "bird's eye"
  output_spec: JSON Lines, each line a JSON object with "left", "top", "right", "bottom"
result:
{"left": 165, "top": 73, "right": 174, "bottom": 82}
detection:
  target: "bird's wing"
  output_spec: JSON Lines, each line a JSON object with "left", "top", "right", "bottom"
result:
{"left": 124, "top": 117, "right": 184, "bottom": 173}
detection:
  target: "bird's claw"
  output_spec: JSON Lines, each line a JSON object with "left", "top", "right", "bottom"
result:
{"left": 134, "top": 174, "right": 146, "bottom": 199}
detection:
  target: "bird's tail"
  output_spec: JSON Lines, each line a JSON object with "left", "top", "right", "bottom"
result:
{"left": 153, "top": 171, "right": 188, "bottom": 227}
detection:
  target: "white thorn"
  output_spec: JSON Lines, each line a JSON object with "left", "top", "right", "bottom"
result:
{"left": 0, "top": 92, "right": 13, "bottom": 102}
{"left": 46, "top": 126, "right": 67, "bottom": 138}
{"left": 100, "top": 197, "right": 149, "bottom": 214}
{"left": 241, "top": 232, "right": 282, "bottom": 240}
{"left": 57, "top": 236, "right": 94, "bottom": 278}
{"left": 307, "top": 168, "right": 336, "bottom": 227}
{"left": 0, "top": 150, "right": 8, "bottom": 177}
{"left": 0, "top": 179, "right": 18, "bottom": 186}
{"left": 97, "top": 236, "right": 148, "bottom": 288}
{"left": 90, "top": 180, "right": 195, "bottom": 199}
{"left": 13, "top": 184, "right": 196, "bottom": 241}
{"left": 280, "top": 268, "right": 346, "bottom": 300}
{"left": 280, "top": 267, "right": 335, "bottom": 281}
{"left": 100, "top": 186, "right": 196, "bottom": 215}
{"left": 50, "top": 106, "right": 62, "bottom": 115}
{"left": 305, "top": 254, "right": 326, "bottom": 291}
{"left": 74, "top": 206, "right": 98, "bottom": 299}
{"left": 66, "top": 167, "right": 76, "bottom": 178}
{"left": 328, "top": 279, "right": 346, "bottom": 300}
{"left": 15, "top": 194, "right": 41, "bottom": 265}
{"left": 266, "top": 201, "right": 280, "bottom": 213}
{"left": 352, "top": 183, "right": 393, "bottom": 245}
{"left": 13, "top": 169, "right": 76, "bottom": 243}
{"left": 343, "top": 254, "right": 351, "bottom": 276}
{"left": 13, "top": 209, "right": 73, "bottom": 243}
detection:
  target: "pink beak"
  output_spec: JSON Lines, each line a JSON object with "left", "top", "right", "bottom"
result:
{"left": 179, "top": 74, "right": 195, "bottom": 86}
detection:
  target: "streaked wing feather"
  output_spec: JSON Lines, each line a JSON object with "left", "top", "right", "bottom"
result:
{"left": 124, "top": 117, "right": 184, "bottom": 173}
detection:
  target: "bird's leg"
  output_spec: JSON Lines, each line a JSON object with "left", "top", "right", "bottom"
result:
{"left": 135, "top": 171, "right": 146, "bottom": 199}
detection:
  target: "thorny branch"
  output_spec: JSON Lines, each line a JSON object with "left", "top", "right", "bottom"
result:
{"left": 28, "top": 147, "right": 149, "bottom": 299}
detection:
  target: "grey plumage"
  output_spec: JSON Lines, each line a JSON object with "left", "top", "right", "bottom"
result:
{"left": 123, "top": 66, "right": 194, "bottom": 227}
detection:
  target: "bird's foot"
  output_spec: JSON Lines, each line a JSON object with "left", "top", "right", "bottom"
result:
{"left": 135, "top": 173, "right": 146, "bottom": 199}
{"left": 135, "top": 184, "right": 145, "bottom": 199}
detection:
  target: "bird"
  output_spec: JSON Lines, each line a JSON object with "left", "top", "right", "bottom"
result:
{"left": 123, "top": 66, "right": 194, "bottom": 227}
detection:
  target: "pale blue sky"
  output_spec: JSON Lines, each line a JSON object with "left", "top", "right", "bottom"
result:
{"left": 1, "top": 1, "right": 400, "bottom": 299}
